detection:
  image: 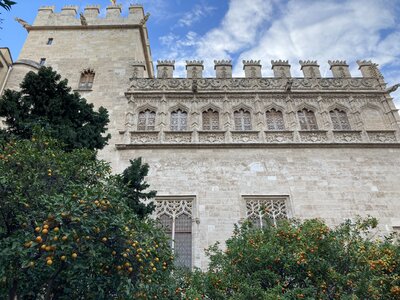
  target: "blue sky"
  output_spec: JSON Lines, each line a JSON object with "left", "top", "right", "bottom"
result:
{"left": 1, "top": 0, "right": 400, "bottom": 106}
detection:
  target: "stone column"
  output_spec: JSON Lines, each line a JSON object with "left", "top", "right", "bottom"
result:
{"left": 243, "top": 60, "right": 262, "bottom": 78}
{"left": 271, "top": 60, "right": 291, "bottom": 78}
{"left": 186, "top": 60, "right": 204, "bottom": 79}
{"left": 214, "top": 60, "right": 232, "bottom": 78}
{"left": 299, "top": 60, "right": 321, "bottom": 78}
{"left": 157, "top": 60, "right": 175, "bottom": 78}
{"left": 328, "top": 60, "right": 351, "bottom": 78}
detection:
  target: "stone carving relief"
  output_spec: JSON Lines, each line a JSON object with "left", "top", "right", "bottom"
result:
{"left": 198, "top": 132, "right": 225, "bottom": 143}
{"left": 231, "top": 131, "right": 259, "bottom": 143}
{"left": 299, "top": 131, "right": 328, "bottom": 143}
{"left": 129, "top": 78, "right": 381, "bottom": 92}
{"left": 164, "top": 131, "right": 192, "bottom": 143}
{"left": 131, "top": 132, "right": 159, "bottom": 144}
{"left": 264, "top": 131, "right": 294, "bottom": 143}
{"left": 333, "top": 131, "right": 362, "bottom": 143}
{"left": 367, "top": 131, "right": 397, "bottom": 143}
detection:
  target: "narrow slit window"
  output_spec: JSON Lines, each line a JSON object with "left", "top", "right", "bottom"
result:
{"left": 47, "top": 38, "right": 53, "bottom": 45}
{"left": 39, "top": 58, "right": 46, "bottom": 66}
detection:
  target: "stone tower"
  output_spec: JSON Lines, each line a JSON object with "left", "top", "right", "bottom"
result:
{"left": 2, "top": 4, "right": 400, "bottom": 270}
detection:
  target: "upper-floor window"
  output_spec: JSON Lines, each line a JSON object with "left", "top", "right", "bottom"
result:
{"left": 78, "top": 69, "right": 95, "bottom": 90}
{"left": 298, "top": 108, "right": 318, "bottom": 130}
{"left": 154, "top": 197, "right": 193, "bottom": 269}
{"left": 330, "top": 109, "right": 351, "bottom": 130}
{"left": 171, "top": 109, "right": 188, "bottom": 131}
{"left": 202, "top": 108, "right": 219, "bottom": 130}
{"left": 266, "top": 109, "right": 285, "bottom": 130}
{"left": 47, "top": 38, "right": 53, "bottom": 45}
{"left": 245, "top": 196, "right": 288, "bottom": 228}
{"left": 137, "top": 109, "right": 156, "bottom": 131}
{"left": 39, "top": 58, "right": 46, "bottom": 66}
{"left": 234, "top": 109, "right": 251, "bottom": 130}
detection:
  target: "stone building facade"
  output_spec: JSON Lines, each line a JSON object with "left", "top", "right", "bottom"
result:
{"left": 2, "top": 4, "right": 400, "bottom": 269}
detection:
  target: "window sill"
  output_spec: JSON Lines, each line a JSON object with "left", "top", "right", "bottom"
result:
{"left": 74, "top": 88, "right": 93, "bottom": 92}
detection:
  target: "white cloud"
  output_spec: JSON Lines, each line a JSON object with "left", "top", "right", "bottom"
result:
{"left": 177, "top": 4, "right": 216, "bottom": 27}
{"left": 154, "top": 0, "right": 400, "bottom": 107}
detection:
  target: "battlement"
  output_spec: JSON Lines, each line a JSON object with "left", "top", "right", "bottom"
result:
{"left": 32, "top": 4, "right": 147, "bottom": 27}
{"left": 150, "top": 59, "right": 386, "bottom": 81}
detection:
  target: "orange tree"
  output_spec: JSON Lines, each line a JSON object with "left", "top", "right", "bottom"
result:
{"left": 182, "top": 218, "right": 400, "bottom": 300}
{"left": 0, "top": 134, "right": 179, "bottom": 299}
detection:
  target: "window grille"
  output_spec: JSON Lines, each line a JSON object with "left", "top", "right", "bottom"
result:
{"left": 234, "top": 109, "right": 252, "bottom": 130}
{"left": 298, "top": 109, "right": 318, "bottom": 130}
{"left": 330, "top": 109, "right": 351, "bottom": 130}
{"left": 171, "top": 109, "right": 188, "bottom": 131}
{"left": 137, "top": 110, "right": 156, "bottom": 131}
{"left": 202, "top": 109, "right": 219, "bottom": 130}
{"left": 266, "top": 109, "right": 285, "bottom": 130}
{"left": 154, "top": 198, "right": 193, "bottom": 268}
{"left": 78, "top": 69, "right": 95, "bottom": 90}
{"left": 245, "top": 197, "right": 288, "bottom": 227}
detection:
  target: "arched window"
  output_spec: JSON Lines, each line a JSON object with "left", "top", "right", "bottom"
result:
{"left": 234, "top": 109, "right": 252, "bottom": 130}
{"left": 297, "top": 108, "right": 318, "bottom": 130}
{"left": 266, "top": 108, "right": 285, "bottom": 130}
{"left": 330, "top": 109, "right": 351, "bottom": 130}
{"left": 137, "top": 109, "right": 156, "bottom": 131}
{"left": 171, "top": 109, "right": 188, "bottom": 131}
{"left": 79, "top": 69, "right": 95, "bottom": 89}
{"left": 202, "top": 109, "right": 219, "bottom": 130}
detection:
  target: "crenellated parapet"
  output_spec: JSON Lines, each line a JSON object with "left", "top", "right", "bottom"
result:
{"left": 32, "top": 4, "right": 148, "bottom": 27}
{"left": 148, "top": 60, "right": 388, "bottom": 84}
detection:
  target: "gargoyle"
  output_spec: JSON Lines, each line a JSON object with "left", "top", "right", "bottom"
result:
{"left": 140, "top": 13, "right": 150, "bottom": 26}
{"left": 79, "top": 13, "right": 87, "bottom": 26}
{"left": 285, "top": 78, "right": 293, "bottom": 92}
{"left": 15, "top": 17, "right": 30, "bottom": 30}
{"left": 385, "top": 83, "right": 400, "bottom": 94}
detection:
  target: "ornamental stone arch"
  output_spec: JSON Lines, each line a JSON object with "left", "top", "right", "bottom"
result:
{"left": 326, "top": 102, "right": 350, "bottom": 113}
{"left": 169, "top": 103, "right": 190, "bottom": 113}
{"left": 295, "top": 102, "right": 318, "bottom": 113}
{"left": 264, "top": 103, "right": 286, "bottom": 113}
{"left": 232, "top": 103, "right": 253, "bottom": 113}
{"left": 360, "top": 103, "right": 388, "bottom": 130}
{"left": 200, "top": 103, "right": 221, "bottom": 113}
{"left": 136, "top": 103, "right": 158, "bottom": 113}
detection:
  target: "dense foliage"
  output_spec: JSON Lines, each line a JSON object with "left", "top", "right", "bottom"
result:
{"left": 0, "top": 67, "right": 110, "bottom": 151}
{"left": 0, "top": 0, "right": 15, "bottom": 11}
{"left": 0, "top": 135, "right": 177, "bottom": 299}
{"left": 184, "top": 218, "right": 400, "bottom": 300}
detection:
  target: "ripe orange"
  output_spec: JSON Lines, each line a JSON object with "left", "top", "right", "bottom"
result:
{"left": 60, "top": 256, "right": 67, "bottom": 261}
{"left": 46, "top": 259, "right": 53, "bottom": 266}
{"left": 35, "top": 236, "right": 42, "bottom": 243}
{"left": 42, "top": 229, "right": 48, "bottom": 234}
{"left": 62, "top": 236, "right": 67, "bottom": 241}
{"left": 102, "top": 237, "right": 107, "bottom": 242}
{"left": 35, "top": 227, "right": 41, "bottom": 233}
{"left": 72, "top": 253, "right": 78, "bottom": 259}
{"left": 128, "top": 267, "right": 133, "bottom": 272}
{"left": 53, "top": 227, "right": 59, "bottom": 232}
{"left": 43, "top": 224, "right": 49, "bottom": 229}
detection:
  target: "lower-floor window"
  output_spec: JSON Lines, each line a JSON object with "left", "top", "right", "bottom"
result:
{"left": 154, "top": 197, "right": 193, "bottom": 268}
{"left": 244, "top": 196, "right": 288, "bottom": 227}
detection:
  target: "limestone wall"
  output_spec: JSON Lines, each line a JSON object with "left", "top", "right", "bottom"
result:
{"left": 115, "top": 146, "right": 400, "bottom": 269}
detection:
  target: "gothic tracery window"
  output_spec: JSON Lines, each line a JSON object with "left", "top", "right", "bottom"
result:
{"left": 266, "top": 108, "right": 285, "bottom": 130}
{"left": 234, "top": 109, "right": 252, "bottom": 130}
{"left": 79, "top": 69, "right": 95, "bottom": 90}
{"left": 330, "top": 109, "right": 351, "bottom": 130}
{"left": 202, "top": 109, "right": 219, "bottom": 130}
{"left": 297, "top": 108, "right": 318, "bottom": 130}
{"left": 155, "top": 198, "right": 193, "bottom": 269}
{"left": 137, "top": 109, "right": 156, "bottom": 131}
{"left": 171, "top": 109, "right": 188, "bottom": 131}
{"left": 245, "top": 197, "right": 288, "bottom": 228}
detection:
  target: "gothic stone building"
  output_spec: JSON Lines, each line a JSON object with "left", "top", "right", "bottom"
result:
{"left": 2, "top": 4, "right": 400, "bottom": 269}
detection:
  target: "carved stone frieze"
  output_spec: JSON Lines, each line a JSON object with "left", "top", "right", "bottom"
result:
{"left": 333, "top": 131, "right": 362, "bottom": 143}
{"left": 264, "top": 131, "right": 294, "bottom": 143}
{"left": 198, "top": 131, "right": 225, "bottom": 143}
{"left": 129, "top": 78, "right": 382, "bottom": 92}
{"left": 367, "top": 131, "right": 397, "bottom": 143}
{"left": 164, "top": 131, "right": 192, "bottom": 143}
{"left": 299, "top": 131, "right": 328, "bottom": 143}
{"left": 130, "top": 131, "right": 159, "bottom": 144}
{"left": 231, "top": 131, "right": 260, "bottom": 143}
